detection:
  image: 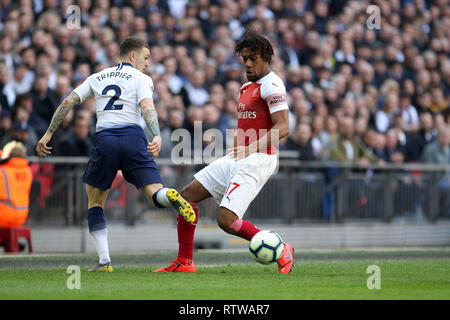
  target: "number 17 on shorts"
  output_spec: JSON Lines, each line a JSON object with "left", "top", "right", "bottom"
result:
{"left": 220, "top": 180, "right": 256, "bottom": 218}
{"left": 225, "top": 182, "right": 241, "bottom": 201}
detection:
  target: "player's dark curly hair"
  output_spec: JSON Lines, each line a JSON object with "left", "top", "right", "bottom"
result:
{"left": 234, "top": 30, "right": 274, "bottom": 64}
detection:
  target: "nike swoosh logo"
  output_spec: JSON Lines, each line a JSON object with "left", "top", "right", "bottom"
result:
{"left": 279, "top": 261, "right": 292, "bottom": 269}
{"left": 165, "top": 263, "right": 181, "bottom": 272}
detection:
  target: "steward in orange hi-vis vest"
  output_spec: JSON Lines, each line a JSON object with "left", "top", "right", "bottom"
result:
{"left": 0, "top": 141, "right": 33, "bottom": 227}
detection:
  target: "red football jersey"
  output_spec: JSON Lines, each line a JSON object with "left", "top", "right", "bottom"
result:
{"left": 236, "top": 71, "right": 289, "bottom": 154}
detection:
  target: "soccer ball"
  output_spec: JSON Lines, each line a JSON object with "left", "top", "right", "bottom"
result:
{"left": 249, "top": 230, "right": 284, "bottom": 265}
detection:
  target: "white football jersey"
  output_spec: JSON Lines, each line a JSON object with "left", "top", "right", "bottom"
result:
{"left": 73, "top": 62, "right": 154, "bottom": 132}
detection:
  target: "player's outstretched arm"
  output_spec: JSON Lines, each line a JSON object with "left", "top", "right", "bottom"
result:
{"left": 140, "top": 98, "right": 162, "bottom": 158}
{"left": 36, "top": 91, "right": 80, "bottom": 157}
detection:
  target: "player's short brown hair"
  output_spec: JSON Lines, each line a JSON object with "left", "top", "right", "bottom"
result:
{"left": 119, "top": 37, "right": 149, "bottom": 58}
{"left": 234, "top": 30, "right": 274, "bottom": 64}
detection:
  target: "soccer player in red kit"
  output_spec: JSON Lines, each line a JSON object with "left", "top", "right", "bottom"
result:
{"left": 154, "top": 31, "right": 294, "bottom": 274}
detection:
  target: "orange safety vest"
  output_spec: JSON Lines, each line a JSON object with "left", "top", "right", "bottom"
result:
{"left": 0, "top": 157, "right": 33, "bottom": 228}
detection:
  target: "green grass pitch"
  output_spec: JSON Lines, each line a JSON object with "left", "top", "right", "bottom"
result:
{"left": 0, "top": 249, "right": 449, "bottom": 300}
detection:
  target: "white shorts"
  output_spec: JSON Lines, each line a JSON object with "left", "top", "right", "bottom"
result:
{"left": 194, "top": 153, "right": 278, "bottom": 218}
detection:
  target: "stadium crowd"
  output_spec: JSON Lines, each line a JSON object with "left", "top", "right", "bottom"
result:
{"left": 0, "top": 0, "right": 449, "bottom": 164}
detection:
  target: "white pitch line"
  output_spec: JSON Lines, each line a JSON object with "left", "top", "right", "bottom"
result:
{"left": 0, "top": 253, "right": 88, "bottom": 258}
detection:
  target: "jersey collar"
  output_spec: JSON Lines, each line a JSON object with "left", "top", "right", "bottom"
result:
{"left": 256, "top": 71, "right": 273, "bottom": 84}
{"left": 116, "top": 62, "right": 134, "bottom": 70}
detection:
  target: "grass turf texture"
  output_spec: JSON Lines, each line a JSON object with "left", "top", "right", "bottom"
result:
{"left": 0, "top": 249, "right": 449, "bottom": 300}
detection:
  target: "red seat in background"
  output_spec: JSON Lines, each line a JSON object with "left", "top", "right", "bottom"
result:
{"left": 0, "top": 227, "right": 33, "bottom": 253}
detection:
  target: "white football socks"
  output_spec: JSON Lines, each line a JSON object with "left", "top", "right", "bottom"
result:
{"left": 90, "top": 228, "right": 111, "bottom": 265}
{"left": 154, "top": 187, "right": 172, "bottom": 207}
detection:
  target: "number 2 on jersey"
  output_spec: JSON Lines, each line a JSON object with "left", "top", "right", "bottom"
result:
{"left": 102, "top": 84, "right": 123, "bottom": 110}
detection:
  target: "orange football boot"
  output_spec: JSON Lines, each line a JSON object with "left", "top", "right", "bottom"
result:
{"left": 277, "top": 243, "right": 294, "bottom": 274}
{"left": 152, "top": 259, "right": 197, "bottom": 273}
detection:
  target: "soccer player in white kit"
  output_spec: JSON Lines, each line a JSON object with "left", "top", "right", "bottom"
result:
{"left": 154, "top": 31, "right": 294, "bottom": 274}
{"left": 36, "top": 37, "right": 195, "bottom": 272}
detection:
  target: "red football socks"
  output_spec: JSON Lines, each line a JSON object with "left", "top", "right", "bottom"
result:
{"left": 229, "top": 218, "right": 260, "bottom": 241}
{"left": 176, "top": 202, "right": 198, "bottom": 265}
{"left": 176, "top": 204, "right": 260, "bottom": 265}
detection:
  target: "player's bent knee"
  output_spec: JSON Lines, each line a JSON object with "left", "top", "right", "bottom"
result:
{"left": 143, "top": 183, "right": 164, "bottom": 197}
{"left": 216, "top": 215, "right": 226, "bottom": 231}
{"left": 180, "top": 179, "right": 211, "bottom": 203}
{"left": 88, "top": 202, "right": 105, "bottom": 209}
{"left": 217, "top": 209, "right": 239, "bottom": 233}
{"left": 180, "top": 186, "right": 195, "bottom": 202}
{"left": 87, "top": 192, "right": 109, "bottom": 209}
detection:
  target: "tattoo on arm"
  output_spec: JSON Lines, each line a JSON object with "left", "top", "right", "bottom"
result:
{"left": 47, "top": 91, "right": 80, "bottom": 134}
{"left": 142, "top": 107, "right": 161, "bottom": 137}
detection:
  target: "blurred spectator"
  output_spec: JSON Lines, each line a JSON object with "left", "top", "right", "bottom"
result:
{"left": 299, "top": 30, "right": 319, "bottom": 66}
{"left": 363, "top": 129, "right": 383, "bottom": 160}
{"left": 203, "top": 103, "right": 226, "bottom": 139}
{"left": 57, "top": 111, "right": 93, "bottom": 157}
{"left": 324, "top": 116, "right": 338, "bottom": 142}
{"left": 422, "top": 125, "right": 450, "bottom": 164}
{"left": 30, "top": 75, "right": 59, "bottom": 137}
{"left": 375, "top": 92, "right": 400, "bottom": 133}
{"left": 0, "top": 0, "right": 447, "bottom": 165}
{"left": 19, "top": 47, "right": 36, "bottom": 71}
{"left": 313, "top": 0, "right": 330, "bottom": 35}
{"left": 163, "top": 56, "right": 184, "bottom": 95}
{"left": 0, "top": 62, "right": 13, "bottom": 110}
{"left": 382, "top": 129, "right": 406, "bottom": 163}
{"left": 0, "top": 33, "right": 13, "bottom": 73}
{"left": 430, "top": 87, "right": 447, "bottom": 115}
{"left": 54, "top": 75, "right": 72, "bottom": 101}
{"left": 354, "top": 117, "right": 369, "bottom": 142}
{"left": 278, "top": 29, "right": 300, "bottom": 68}
{"left": 405, "top": 112, "right": 437, "bottom": 162}
{"left": 285, "top": 123, "right": 316, "bottom": 161}
{"left": 184, "top": 105, "right": 204, "bottom": 141}
{"left": 435, "top": 113, "right": 446, "bottom": 130}
{"left": 0, "top": 141, "right": 33, "bottom": 228}
{"left": 310, "top": 115, "right": 327, "bottom": 158}
{"left": 0, "top": 121, "right": 37, "bottom": 155}
{"left": 0, "top": 108, "right": 11, "bottom": 136}
{"left": 180, "top": 69, "right": 210, "bottom": 107}
{"left": 399, "top": 92, "right": 420, "bottom": 133}
{"left": 391, "top": 114, "right": 408, "bottom": 147}
{"left": 327, "top": 116, "right": 378, "bottom": 164}
{"left": 10, "top": 61, "right": 34, "bottom": 98}
{"left": 285, "top": 66, "right": 302, "bottom": 92}
{"left": 371, "top": 57, "right": 387, "bottom": 89}
{"left": 223, "top": 60, "right": 243, "bottom": 84}
{"left": 167, "top": 108, "right": 185, "bottom": 132}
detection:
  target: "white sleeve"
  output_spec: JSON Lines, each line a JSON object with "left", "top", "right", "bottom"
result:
{"left": 73, "top": 77, "right": 93, "bottom": 103}
{"left": 136, "top": 74, "right": 154, "bottom": 104}
{"left": 260, "top": 79, "right": 289, "bottom": 114}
